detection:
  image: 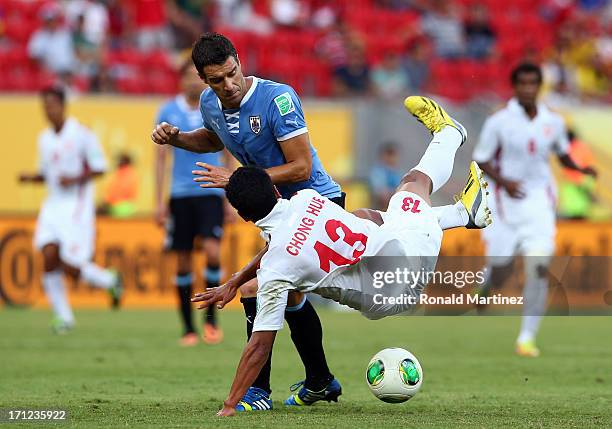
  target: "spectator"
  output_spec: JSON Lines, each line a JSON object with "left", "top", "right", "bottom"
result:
{"left": 215, "top": 0, "right": 272, "bottom": 34}
{"left": 420, "top": 0, "right": 465, "bottom": 59}
{"left": 270, "top": 0, "right": 308, "bottom": 28}
{"left": 332, "top": 44, "right": 371, "bottom": 96}
{"left": 100, "top": 153, "right": 139, "bottom": 218}
{"left": 465, "top": 4, "right": 496, "bottom": 60}
{"left": 124, "top": 0, "right": 171, "bottom": 51}
{"left": 369, "top": 142, "right": 403, "bottom": 210}
{"left": 106, "top": 0, "right": 129, "bottom": 49}
{"left": 28, "top": 4, "right": 76, "bottom": 77}
{"left": 371, "top": 52, "right": 410, "bottom": 98}
{"left": 317, "top": 20, "right": 363, "bottom": 70}
{"left": 64, "top": 0, "right": 109, "bottom": 47}
{"left": 166, "top": 0, "right": 212, "bottom": 50}
{"left": 72, "top": 14, "right": 101, "bottom": 82}
{"left": 402, "top": 40, "right": 431, "bottom": 92}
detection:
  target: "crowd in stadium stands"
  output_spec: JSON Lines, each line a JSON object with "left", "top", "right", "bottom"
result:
{"left": 0, "top": 0, "right": 610, "bottom": 101}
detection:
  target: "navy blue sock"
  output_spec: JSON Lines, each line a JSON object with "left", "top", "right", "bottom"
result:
{"left": 176, "top": 272, "right": 194, "bottom": 335}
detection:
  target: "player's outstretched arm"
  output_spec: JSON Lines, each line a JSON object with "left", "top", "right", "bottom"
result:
{"left": 557, "top": 154, "right": 597, "bottom": 177}
{"left": 192, "top": 245, "right": 269, "bottom": 309}
{"left": 479, "top": 161, "right": 525, "bottom": 199}
{"left": 151, "top": 123, "right": 224, "bottom": 154}
{"left": 218, "top": 331, "right": 276, "bottom": 416}
{"left": 18, "top": 172, "right": 45, "bottom": 183}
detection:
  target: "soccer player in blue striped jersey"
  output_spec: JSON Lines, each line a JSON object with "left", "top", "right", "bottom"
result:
{"left": 155, "top": 60, "right": 230, "bottom": 346}
{"left": 152, "top": 33, "right": 341, "bottom": 411}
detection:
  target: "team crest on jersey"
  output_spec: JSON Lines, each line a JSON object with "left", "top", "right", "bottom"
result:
{"left": 249, "top": 115, "right": 262, "bottom": 134}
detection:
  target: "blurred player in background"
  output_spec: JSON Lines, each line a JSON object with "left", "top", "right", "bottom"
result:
{"left": 18, "top": 86, "right": 123, "bottom": 334}
{"left": 369, "top": 142, "right": 402, "bottom": 210}
{"left": 152, "top": 32, "right": 343, "bottom": 411}
{"left": 473, "top": 63, "right": 597, "bottom": 357}
{"left": 155, "top": 60, "right": 228, "bottom": 346}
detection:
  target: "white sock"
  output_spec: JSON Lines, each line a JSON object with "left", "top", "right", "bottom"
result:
{"left": 518, "top": 257, "right": 549, "bottom": 343}
{"left": 80, "top": 262, "right": 116, "bottom": 289}
{"left": 433, "top": 201, "right": 469, "bottom": 230}
{"left": 412, "top": 127, "right": 462, "bottom": 193}
{"left": 43, "top": 270, "right": 74, "bottom": 325}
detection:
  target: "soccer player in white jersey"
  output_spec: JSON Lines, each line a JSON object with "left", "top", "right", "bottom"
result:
{"left": 193, "top": 96, "right": 491, "bottom": 416}
{"left": 19, "top": 87, "right": 123, "bottom": 334}
{"left": 472, "top": 63, "right": 596, "bottom": 357}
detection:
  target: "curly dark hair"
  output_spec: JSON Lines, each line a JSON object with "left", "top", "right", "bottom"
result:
{"left": 510, "top": 63, "right": 542, "bottom": 85}
{"left": 226, "top": 167, "right": 278, "bottom": 222}
{"left": 191, "top": 32, "right": 238, "bottom": 74}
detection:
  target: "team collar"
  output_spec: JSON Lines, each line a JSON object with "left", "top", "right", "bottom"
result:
{"left": 216, "top": 76, "right": 258, "bottom": 110}
{"left": 507, "top": 98, "right": 548, "bottom": 119}
{"left": 176, "top": 94, "right": 199, "bottom": 113}
{"left": 255, "top": 198, "right": 289, "bottom": 237}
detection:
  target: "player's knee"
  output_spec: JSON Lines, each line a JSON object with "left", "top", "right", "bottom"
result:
{"left": 239, "top": 278, "right": 258, "bottom": 298}
{"left": 176, "top": 250, "right": 192, "bottom": 273}
{"left": 203, "top": 239, "right": 221, "bottom": 265}
{"left": 62, "top": 263, "right": 80, "bottom": 280}
{"left": 42, "top": 245, "right": 60, "bottom": 272}
{"left": 287, "top": 291, "right": 304, "bottom": 307}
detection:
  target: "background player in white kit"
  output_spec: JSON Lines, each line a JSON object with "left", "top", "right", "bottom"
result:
{"left": 19, "top": 87, "right": 123, "bottom": 334}
{"left": 472, "top": 63, "right": 597, "bottom": 357}
{"left": 192, "top": 96, "right": 491, "bottom": 416}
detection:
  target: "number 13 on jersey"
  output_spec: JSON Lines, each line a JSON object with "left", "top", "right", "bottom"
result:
{"left": 313, "top": 219, "right": 369, "bottom": 273}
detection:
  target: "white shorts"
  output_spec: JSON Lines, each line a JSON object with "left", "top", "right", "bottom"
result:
{"left": 314, "top": 192, "right": 443, "bottom": 319}
{"left": 34, "top": 200, "right": 95, "bottom": 267}
{"left": 482, "top": 188, "right": 556, "bottom": 266}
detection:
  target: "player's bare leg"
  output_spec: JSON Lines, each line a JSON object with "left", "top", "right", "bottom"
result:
{"left": 41, "top": 243, "right": 74, "bottom": 334}
{"left": 62, "top": 260, "right": 123, "bottom": 309}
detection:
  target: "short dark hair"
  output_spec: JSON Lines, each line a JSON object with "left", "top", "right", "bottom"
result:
{"left": 226, "top": 167, "right": 278, "bottom": 222}
{"left": 510, "top": 63, "right": 542, "bottom": 85}
{"left": 40, "top": 85, "right": 65, "bottom": 104}
{"left": 191, "top": 32, "right": 238, "bottom": 74}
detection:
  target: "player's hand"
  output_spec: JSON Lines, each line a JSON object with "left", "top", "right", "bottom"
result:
{"left": 192, "top": 278, "right": 238, "bottom": 310}
{"left": 501, "top": 179, "right": 525, "bottom": 199}
{"left": 154, "top": 204, "right": 168, "bottom": 227}
{"left": 18, "top": 173, "right": 36, "bottom": 183}
{"left": 581, "top": 166, "right": 597, "bottom": 178}
{"left": 151, "top": 122, "right": 179, "bottom": 146}
{"left": 193, "top": 162, "right": 233, "bottom": 189}
{"left": 216, "top": 404, "right": 236, "bottom": 417}
{"left": 59, "top": 176, "right": 81, "bottom": 187}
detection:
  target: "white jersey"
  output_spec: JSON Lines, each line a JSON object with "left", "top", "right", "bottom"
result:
{"left": 253, "top": 189, "right": 442, "bottom": 331}
{"left": 33, "top": 118, "right": 107, "bottom": 266}
{"left": 473, "top": 99, "right": 567, "bottom": 259}
{"left": 37, "top": 117, "right": 107, "bottom": 212}
{"left": 473, "top": 98, "right": 569, "bottom": 191}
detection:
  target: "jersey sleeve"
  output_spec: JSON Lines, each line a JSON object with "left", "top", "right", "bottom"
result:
{"left": 199, "top": 91, "right": 214, "bottom": 131}
{"left": 82, "top": 128, "right": 107, "bottom": 173}
{"left": 252, "top": 279, "right": 292, "bottom": 332}
{"left": 473, "top": 115, "right": 500, "bottom": 163}
{"left": 267, "top": 85, "right": 308, "bottom": 142}
{"left": 552, "top": 117, "right": 570, "bottom": 156}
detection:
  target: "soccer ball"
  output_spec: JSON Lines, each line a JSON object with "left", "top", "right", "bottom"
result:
{"left": 366, "top": 347, "right": 423, "bottom": 403}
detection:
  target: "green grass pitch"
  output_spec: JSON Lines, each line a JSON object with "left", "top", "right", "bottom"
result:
{"left": 1, "top": 308, "right": 610, "bottom": 428}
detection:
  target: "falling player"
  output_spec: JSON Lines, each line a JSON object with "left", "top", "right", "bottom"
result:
{"left": 472, "top": 63, "right": 596, "bottom": 357}
{"left": 193, "top": 96, "right": 491, "bottom": 416}
{"left": 19, "top": 86, "right": 123, "bottom": 334}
